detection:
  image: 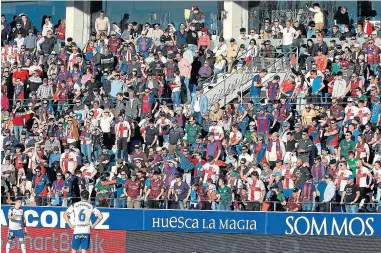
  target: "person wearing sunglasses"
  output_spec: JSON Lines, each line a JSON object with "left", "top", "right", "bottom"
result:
{"left": 31, "top": 166, "right": 51, "bottom": 206}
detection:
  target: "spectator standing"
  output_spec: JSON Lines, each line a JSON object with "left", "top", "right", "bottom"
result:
{"left": 31, "top": 167, "right": 51, "bottom": 206}
{"left": 186, "top": 23, "right": 199, "bottom": 56}
{"left": 340, "top": 175, "right": 360, "bottom": 213}
{"left": 321, "top": 175, "right": 335, "bottom": 212}
{"left": 41, "top": 16, "right": 53, "bottom": 37}
{"left": 23, "top": 30, "right": 37, "bottom": 53}
{"left": 95, "top": 11, "right": 110, "bottom": 36}
{"left": 187, "top": 5, "right": 205, "bottom": 32}
{"left": 282, "top": 21, "right": 297, "bottom": 65}
{"left": 56, "top": 19, "right": 66, "bottom": 44}
{"left": 246, "top": 171, "right": 266, "bottom": 211}
{"left": 226, "top": 38, "right": 238, "bottom": 73}
{"left": 125, "top": 172, "right": 142, "bottom": 208}
{"left": 308, "top": 3, "right": 325, "bottom": 31}
{"left": 172, "top": 174, "right": 191, "bottom": 210}
{"left": 38, "top": 29, "right": 55, "bottom": 55}
{"left": 18, "top": 13, "right": 33, "bottom": 33}
{"left": 334, "top": 6, "right": 350, "bottom": 33}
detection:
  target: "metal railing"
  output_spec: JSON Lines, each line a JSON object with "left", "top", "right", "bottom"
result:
{"left": 3, "top": 195, "right": 377, "bottom": 212}
{"left": 198, "top": 46, "right": 254, "bottom": 87}
{"left": 205, "top": 49, "right": 298, "bottom": 107}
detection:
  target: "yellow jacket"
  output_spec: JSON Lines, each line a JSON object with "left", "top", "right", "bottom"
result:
{"left": 309, "top": 7, "right": 324, "bottom": 24}
{"left": 227, "top": 44, "right": 239, "bottom": 58}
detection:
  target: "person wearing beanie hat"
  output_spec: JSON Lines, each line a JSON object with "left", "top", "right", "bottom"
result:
{"left": 197, "top": 27, "right": 210, "bottom": 52}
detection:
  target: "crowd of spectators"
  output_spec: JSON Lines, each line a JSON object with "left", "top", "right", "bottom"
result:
{"left": 1, "top": 4, "right": 381, "bottom": 213}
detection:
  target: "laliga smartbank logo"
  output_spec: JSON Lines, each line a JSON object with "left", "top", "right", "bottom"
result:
{"left": 0, "top": 209, "right": 109, "bottom": 229}
{"left": 285, "top": 216, "right": 375, "bottom": 236}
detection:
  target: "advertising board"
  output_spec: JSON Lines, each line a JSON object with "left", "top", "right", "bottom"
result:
{"left": 1, "top": 206, "right": 381, "bottom": 236}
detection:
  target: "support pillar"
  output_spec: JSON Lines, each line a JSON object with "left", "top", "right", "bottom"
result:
{"left": 223, "top": 1, "right": 248, "bottom": 39}
{"left": 66, "top": 1, "right": 91, "bottom": 43}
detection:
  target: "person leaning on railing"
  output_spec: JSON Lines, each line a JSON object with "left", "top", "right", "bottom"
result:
{"left": 285, "top": 188, "right": 302, "bottom": 211}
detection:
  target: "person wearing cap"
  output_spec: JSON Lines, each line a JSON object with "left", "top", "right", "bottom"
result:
{"left": 12, "top": 100, "right": 26, "bottom": 140}
{"left": 127, "top": 56, "right": 142, "bottom": 76}
{"left": 130, "top": 144, "right": 148, "bottom": 165}
{"left": 165, "top": 118, "right": 184, "bottom": 153}
{"left": 48, "top": 146, "right": 61, "bottom": 169}
{"left": 14, "top": 31, "right": 25, "bottom": 52}
{"left": 18, "top": 13, "right": 32, "bottom": 32}
{"left": 123, "top": 171, "right": 142, "bottom": 209}
{"left": 108, "top": 31, "right": 122, "bottom": 55}
{"left": 187, "top": 5, "right": 205, "bottom": 32}
{"left": 183, "top": 44, "right": 194, "bottom": 64}
{"left": 340, "top": 174, "right": 360, "bottom": 213}
{"left": 197, "top": 27, "right": 211, "bottom": 52}
{"left": 146, "top": 171, "right": 165, "bottom": 209}
{"left": 22, "top": 30, "right": 35, "bottom": 53}
{"left": 212, "top": 37, "right": 227, "bottom": 58}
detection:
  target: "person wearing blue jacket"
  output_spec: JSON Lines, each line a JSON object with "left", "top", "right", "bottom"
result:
{"left": 191, "top": 87, "right": 208, "bottom": 124}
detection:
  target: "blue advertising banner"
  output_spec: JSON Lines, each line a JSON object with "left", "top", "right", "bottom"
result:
{"left": 1, "top": 206, "right": 381, "bottom": 236}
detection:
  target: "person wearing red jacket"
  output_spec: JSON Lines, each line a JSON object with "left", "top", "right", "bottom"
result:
{"left": 363, "top": 17, "right": 373, "bottom": 35}
{"left": 56, "top": 19, "right": 66, "bottom": 44}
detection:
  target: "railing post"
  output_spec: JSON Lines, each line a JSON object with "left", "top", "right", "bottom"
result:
{"left": 223, "top": 79, "right": 226, "bottom": 106}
